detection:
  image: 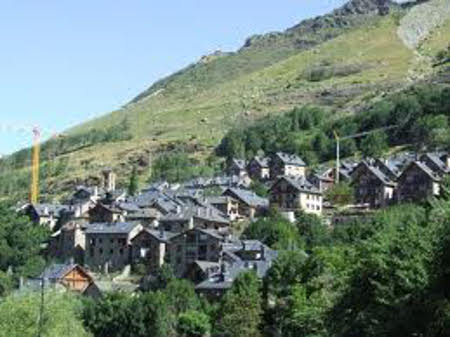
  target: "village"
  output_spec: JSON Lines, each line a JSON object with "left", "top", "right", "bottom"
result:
{"left": 19, "top": 150, "right": 450, "bottom": 298}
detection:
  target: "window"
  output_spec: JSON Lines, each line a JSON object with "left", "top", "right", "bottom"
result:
{"left": 110, "top": 238, "right": 114, "bottom": 244}
{"left": 90, "top": 238, "right": 96, "bottom": 246}
{"left": 99, "top": 238, "right": 103, "bottom": 244}
{"left": 99, "top": 248, "right": 103, "bottom": 255}
{"left": 110, "top": 249, "right": 114, "bottom": 255}
{"left": 119, "top": 248, "right": 124, "bottom": 255}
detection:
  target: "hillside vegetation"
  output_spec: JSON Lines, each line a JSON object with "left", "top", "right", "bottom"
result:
{"left": 1, "top": 0, "right": 450, "bottom": 201}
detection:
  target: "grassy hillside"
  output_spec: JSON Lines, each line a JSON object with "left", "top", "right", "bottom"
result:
{"left": 1, "top": 0, "right": 449, "bottom": 202}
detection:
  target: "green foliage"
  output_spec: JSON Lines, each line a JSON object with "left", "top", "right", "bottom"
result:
{"left": 360, "top": 131, "right": 388, "bottom": 158}
{"left": 84, "top": 279, "right": 202, "bottom": 337}
{"left": 214, "top": 271, "right": 262, "bottom": 337}
{"left": 218, "top": 83, "right": 450, "bottom": 163}
{"left": 250, "top": 180, "right": 269, "bottom": 197}
{"left": 0, "top": 203, "right": 49, "bottom": 278}
{"left": 151, "top": 152, "right": 216, "bottom": 183}
{"left": 296, "top": 211, "right": 331, "bottom": 250}
{"left": 127, "top": 166, "right": 139, "bottom": 196}
{"left": 243, "top": 212, "right": 304, "bottom": 250}
{"left": 178, "top": 310, "right": 211, "bottom": 337}
{"left": 325, "top": 182, "right": 354, "bottom": 206}
{"left": 0, "top": 291, "right": 91, "bottom": 337}
{"left": 0, "top": 271, "right": 13, "bottom": 297}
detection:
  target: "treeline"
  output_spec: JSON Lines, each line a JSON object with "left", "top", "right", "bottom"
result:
{"left": 217, "top": 84, "right": 450, "bottom": 164}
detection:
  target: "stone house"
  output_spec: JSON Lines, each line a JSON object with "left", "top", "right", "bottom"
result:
{"left": 84, "top": 222, "right": 143, "bottom": 272}
{"left": 24, "top": 203, "right": 70, "bottom": 231}
{"left": 222, "top": 188, "right": 269, "bottom": 219}
{"left": 396, "top": 161, "right": 441, "bottom": 203}
{"left": 88, "top": 203, "right": 126, "bottom": 223}
{"left": 130, "top": 228, "right": 177, "bottom": 273}
{"left": 227, "top": 158, "right": 248, "bottom": 178}
{"left": 204, "top": 196, "right": 240, "bottom": 221}
{"left": 351, "top": 161, "right": 396, "bottom": 208}
{"left": 270, "top": 152, "right": 306, "bottom": 179}
{"left": 49, "top": 221, "right": 86, "bottom": 264}
{"left": 167, "top": 228, "right": 229, "bottom": 277}
{"left": 269, "top": 176, "right": 323, "bottom": 215}
{"left": 247, "top": 156, "right": 270, "bottom": 180}
{"left": 159, "top": 206, "right": 230, "bottom": 232}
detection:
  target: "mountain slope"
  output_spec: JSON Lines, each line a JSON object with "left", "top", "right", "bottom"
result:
{"left": 1, "top": 0, "right": 450, "bottom": 202}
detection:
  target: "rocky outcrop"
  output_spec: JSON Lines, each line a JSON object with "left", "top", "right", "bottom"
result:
{"left": 243, "top": 0, "right": 398, "bottom": 49}
{"left": 397, "top": 0, "right": 450, "bottom": 49}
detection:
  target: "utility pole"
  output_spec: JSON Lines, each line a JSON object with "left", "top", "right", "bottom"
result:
{"left": 333, "top": 131, "right": 340, "bottom": 184}
{"left": 332, "top": 125, "right": 399, "bottom": 184}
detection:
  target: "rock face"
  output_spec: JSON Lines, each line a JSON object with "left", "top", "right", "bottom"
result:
{"left": 243, "top": 0, "right": 397, "bottom": 49}
{"left": 397, "top": 0, "right": 450, "bottom": 49}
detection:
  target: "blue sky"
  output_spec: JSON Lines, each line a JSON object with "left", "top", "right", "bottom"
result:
{"left": 0, "top": 0, "right": 348, "bottom": 155}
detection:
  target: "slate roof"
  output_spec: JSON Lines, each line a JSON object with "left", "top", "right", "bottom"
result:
{"left": 274, "top": 152, "right": 306, "bottom": 166}
{"left": 353, "top": 161, "right": 396, "bottom": 187}
{"left": 195, "top": 242, "right": 278, "bottom": 291}
{"left": 39, "top": 263, "right": 90, "bottom": 281}
{"left": 132, "top": 228, "right": 178, "bottom": 243}
{"left": 421, "top": 153, "right": 450, "bottom": 174}
{"left": 222, "top": 188, "right": 269, "bottom": 208}
{"left": 85, "top": 222, "right": 140, "bottom": 235}
{"left": 205, "top": 196, "right": 237, "bottom": 205}
{"left": 401, "top": 161, "right": 442, "bottom": 182}
{"left": 272, "top": 176, "right": 322, "bottom": 195}
{"left": 32, "top": 204, "right": 70, "bottom": 218}
{"left": 161, "top": 205, "right": 230, "bottom": 225}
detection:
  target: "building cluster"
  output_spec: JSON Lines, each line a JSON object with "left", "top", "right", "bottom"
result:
{"left": 20, "top": 151, "right": 450, "bottom": 296}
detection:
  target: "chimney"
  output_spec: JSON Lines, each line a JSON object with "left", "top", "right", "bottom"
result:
{"left": 445, "top": 154, "right": 450, "bottom": 170}
{"left": 260, "top": 244, "right": 265, "bottom": 261}
{"left": 43, "top": 207, "right": 49, "bottom": 216}
{"left": 159, "top": 225, "right": 165, "bottom": 239}
{"left": 93, "top": 186, "right": 99, "bottom": 197}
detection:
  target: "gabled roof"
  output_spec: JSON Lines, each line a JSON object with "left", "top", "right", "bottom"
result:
{"left": 131, "top": 228, "right": 178, "bottom": 243}
{"left": 274, "top": 152, "right": 306, "bottom": 166}
{"left": 352, "top": 161, "right": 396, "bottom": 187}
{"left": 230, "top": 158, "right": 247, "bottom": 170}
{"left": 271, "top": 176, "right": 322, "bottom": 195}
{"left": 255, "top": 156, "right": 270, "bottom": 168}
{"left": 400, "top": 161, "right": 442, "bottom": 182}
{"left": 40, "top": 263, "right": 91, "bottom": 281}
{"left": 85, "top": 222, "right": 140, "bottom": 235}
{"left": 222, "top": 188, "right": 269, "bottom": 208}
{"left": 421, "top": 153, "right": 450, "bottom": 174}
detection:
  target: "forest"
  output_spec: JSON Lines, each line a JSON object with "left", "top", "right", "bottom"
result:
{"left": 217, "top": 83, "right": 450, "bottom": 165}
